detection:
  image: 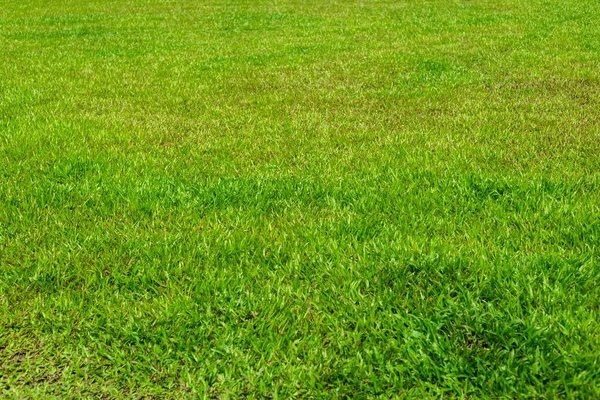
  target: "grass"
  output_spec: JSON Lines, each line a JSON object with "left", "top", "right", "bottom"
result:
{"left": 1, "top": 0, "right": 600, "bottom": 397}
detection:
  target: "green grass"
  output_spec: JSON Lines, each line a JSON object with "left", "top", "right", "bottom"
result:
{"left": 1, "top": 0, "right": 600, "bottom": 397}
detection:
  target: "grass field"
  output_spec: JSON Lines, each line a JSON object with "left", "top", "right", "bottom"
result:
{"left": 1, "top": 0, "right": 600, "bottom": 397}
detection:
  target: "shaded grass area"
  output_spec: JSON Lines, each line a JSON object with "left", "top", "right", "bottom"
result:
{"left": 1, "top": 0, "right": 600, "bottom": 397}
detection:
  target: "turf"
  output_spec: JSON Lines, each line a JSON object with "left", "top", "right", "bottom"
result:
{"left": 1, "top": 0, "right": 600, "bottom": 397}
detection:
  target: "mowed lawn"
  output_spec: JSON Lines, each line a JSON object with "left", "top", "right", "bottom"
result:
{"left": 1, "top": 0, "right": 600, "bottom": 397}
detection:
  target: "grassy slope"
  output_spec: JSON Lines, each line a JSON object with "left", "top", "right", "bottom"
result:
{"left": 1, "top": 0, "right": 600, "bottom": 397}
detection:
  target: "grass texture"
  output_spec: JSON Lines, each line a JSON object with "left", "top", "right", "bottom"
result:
{"left": 1, "top": 0, "right": 600, "bottom": 397}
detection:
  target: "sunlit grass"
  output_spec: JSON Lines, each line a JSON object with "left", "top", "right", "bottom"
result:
{"left": 1, "top": 0, "right": 600, "bottom": 397}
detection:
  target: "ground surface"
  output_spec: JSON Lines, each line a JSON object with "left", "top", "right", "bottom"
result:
{"left": 1, "top": 0, "right": 600, "bottom": 397}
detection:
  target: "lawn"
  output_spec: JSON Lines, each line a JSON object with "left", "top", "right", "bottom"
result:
{"left": 1, "top": 0, "right": 600, "bottom": 397}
